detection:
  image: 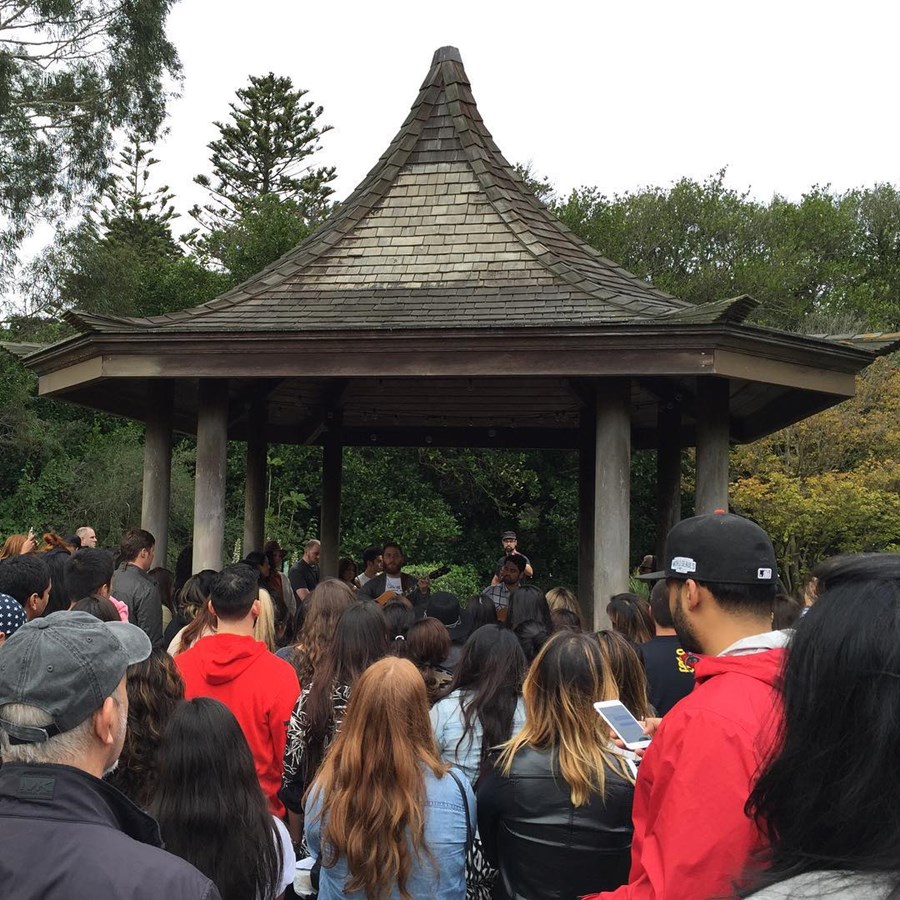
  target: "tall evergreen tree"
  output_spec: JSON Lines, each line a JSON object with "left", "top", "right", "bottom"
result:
{"left": 191, "top": 72, "right": 336, "bottom": 230}
{"left": 24, "top": 133, "right": 227, "bottom": 319}
{"left": 188, "top": 73, "right": 336, "bottom": 283}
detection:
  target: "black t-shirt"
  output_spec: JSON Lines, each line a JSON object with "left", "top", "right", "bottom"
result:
{"left": 288, "top": 559, "right": 320, "bottom": 595}
{"left": 638, "top": 635, "right": 695, "bottom": 716}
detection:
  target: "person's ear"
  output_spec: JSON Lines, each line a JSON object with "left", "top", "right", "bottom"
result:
{"left": 251, "top": 598, "right": 260, "bottom": 621}
{"left": 27, "top": 592, "right": 40, "bottom": 611}
{"left": 97, "top": 583, "right": 110, "bottom": 599}
{"left": 93, "top": 696, "right": 117, "bottom": 747}
{"left": 0, "top": 632, "right": 6, "bottom": 647}
{"left": 683, "top": 579, "right": 703, "bottom": 611}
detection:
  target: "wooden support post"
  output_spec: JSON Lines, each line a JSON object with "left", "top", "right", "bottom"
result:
{"left": 319, "top": 436, "right": 343, "bottom": 580}
{"left": 243, "top": 402, "right": 267, "bottom": 555}
{"left": 695, "top": 377, "right": 731, "bottom": 515}
{"left": 593, "top": 379, "right": 631, "bottom": 631}
{"left": 656, "top": 401, "right": 682, "bottom": 564}
{"left": 577, "top": 387, "right": 597, "bottom": 626}
{"left": 193, "top": 380, "right": 229, "bottom": 572}
{"left": 141, "top": 381, "right": 173, "bottom": 566}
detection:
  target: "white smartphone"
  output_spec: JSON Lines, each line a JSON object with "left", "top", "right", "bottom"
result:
{"left": 594, "top": 700, "right": 652, "bottom": 751}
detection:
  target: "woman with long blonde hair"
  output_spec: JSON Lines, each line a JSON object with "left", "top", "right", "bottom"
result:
{"left": 305, "top": 656, "right": 474, "bottom": 900}
{"left": 477, "top": 631, "right": 635, "bottom": 899}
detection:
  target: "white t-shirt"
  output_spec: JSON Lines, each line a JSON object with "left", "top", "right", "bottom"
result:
{"left": 385, "top": 574, "right": 404, "bottom": 596}
{"left": 273, "top": 816, "right": 296, "bottom": 897}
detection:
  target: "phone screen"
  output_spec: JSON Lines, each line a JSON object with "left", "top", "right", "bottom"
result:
{"left": 596, "top": 702, "right": 647, "bottom": 744}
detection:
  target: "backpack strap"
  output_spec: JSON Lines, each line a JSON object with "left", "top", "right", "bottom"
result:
{"left": 447, "top": 767, "right": 473, "bottom": 848}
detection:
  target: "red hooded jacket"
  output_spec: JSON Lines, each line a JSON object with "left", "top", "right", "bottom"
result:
{"left": 175, "top": 634, "right": 299, "bottom": 817}
{"left": 587, "top": 645, "right": 785, "bottom": 900}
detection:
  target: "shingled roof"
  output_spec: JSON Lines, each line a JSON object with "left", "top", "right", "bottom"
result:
{"left": 64, "top": 46, "right": 756, "bottom": 337}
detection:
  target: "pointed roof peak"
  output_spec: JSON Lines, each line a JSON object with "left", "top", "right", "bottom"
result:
{"left": 67, "top": 47, "right": 698, "bottom": 334}
{"left": 431, "top": 45, "right": 463, "bottom": 65}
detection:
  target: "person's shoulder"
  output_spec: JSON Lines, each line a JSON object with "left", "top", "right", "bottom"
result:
{"left": 99, "top": 831, "right": 221, "bottom": 897}
{"left": 747, "top": 872, "right": 894, "bottom": 900}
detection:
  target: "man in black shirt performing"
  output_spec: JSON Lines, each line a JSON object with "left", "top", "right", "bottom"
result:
{"left": 358, "top": 541, "right": 430, "bottom": 609}
{"left": 288, "top": 539, "right": 320, "bottom": 603}
{"left": 490, "top": 530, "right": 533, "bottom": 585}
{"left": 638, "top": 579, "right": 695, "bottom": 715}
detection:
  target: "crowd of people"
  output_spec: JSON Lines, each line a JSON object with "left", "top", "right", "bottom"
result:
{"left": 0, "top": 512, "right": 896, "bottom": 900}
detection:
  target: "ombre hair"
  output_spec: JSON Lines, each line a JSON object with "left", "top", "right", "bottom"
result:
{"left": 595, "top": 629, "right": 653, "bottom": 720}
{"left": 497, "top": 630, "right": 633, "bottom": 806}
{"left": 295, "top": 578, "right": 356, "bottom": 680}
{"left": 310, "top": 656, "right": 449, "bottom": 900}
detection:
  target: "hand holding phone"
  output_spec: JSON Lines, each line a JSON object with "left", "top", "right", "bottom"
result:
{"left": 594, "top": 700, "right": 652, "bottom": 751}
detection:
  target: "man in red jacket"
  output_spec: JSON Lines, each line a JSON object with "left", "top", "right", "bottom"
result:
{"left": 175, "top": 564, "right": 299, "bottom": 817}
{"left": 588, "top": 511, "right": 786, "bottom": 900}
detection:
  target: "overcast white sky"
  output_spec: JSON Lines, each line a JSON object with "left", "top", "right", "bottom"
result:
{"left": 153, "top": 0, "right": 899, "bottom": 223}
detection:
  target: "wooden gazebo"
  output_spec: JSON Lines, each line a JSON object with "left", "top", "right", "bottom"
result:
{"left": 13, "top": 47, "right": 892, "bottom": 626}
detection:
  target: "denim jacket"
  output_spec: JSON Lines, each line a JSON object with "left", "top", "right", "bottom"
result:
{"left": 305, "top": 766, "right": 474, "bottom": 900}
{"left": 431, "top": 690, "right": 526, "bottom": 785}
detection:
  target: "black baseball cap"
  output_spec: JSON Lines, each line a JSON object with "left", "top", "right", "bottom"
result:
{"left": 501, "top": 530, "right": 517, "bottom": 540}
{"left": 646, "top": 510, "right": 778, "bottom": 585}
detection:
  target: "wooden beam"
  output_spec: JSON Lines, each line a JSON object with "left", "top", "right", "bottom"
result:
{"left": 656, "top": 401, "right": 682, "bottom": 563}
{"left": 319, "top": 427, "right": 343, "bottom": 579}
{"left": 593, "top": 379, "right": 631, "bottom": 630}
{"left": 243, "top": 401, "right": 267, "bottom": 555}
{"left": 695, "top": 377, "right": 730, "bottom": 514}
{"left": 141, "top": 381, "right": 173, "bottom": 565}
{"left": 577, "top": 386, "right": 597, "bottom": 624}
{"left": 713, "top": 349, "right": 856, "bottom": 396}
{"left": 193, "top": 380, "right": 229, "bottom": 572}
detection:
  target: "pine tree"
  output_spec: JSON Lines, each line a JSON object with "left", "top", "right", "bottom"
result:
{"left": 191, "top": 72, "right": 336, "bottom": 232}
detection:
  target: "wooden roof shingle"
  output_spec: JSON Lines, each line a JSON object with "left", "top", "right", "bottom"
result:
{"left": 64, "top": 46, "right": 755, "bottom": 336}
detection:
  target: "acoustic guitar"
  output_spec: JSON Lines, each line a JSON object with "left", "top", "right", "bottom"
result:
{"left": 374, "top": 564, "right": 451, "bottom": 607}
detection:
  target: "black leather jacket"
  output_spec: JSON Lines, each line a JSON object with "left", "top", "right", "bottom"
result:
{"left": 0, "top": 763, "right": 220, "bottom": 899}
{"left": 477, "top": 746, "right": 634, "bottom": 900}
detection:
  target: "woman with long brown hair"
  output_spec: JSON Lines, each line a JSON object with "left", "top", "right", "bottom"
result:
{"left": 607, "top": 592, "right": 654, "bottom": 644}
{"left": 595, "top": 628, "right": 654, "bottom": 721}
{"left": 280, "top": 602, "right": 388, "bottom": 814}
{"left": 107, "top": 649, "right": 185, "bottom": 809}
{"left": 277, "top": 578, "right": 356, "bottom": 681}
{"left": 477, "top": 631, "right": 635, "bottom": 899}
{"left": 305, "top": 656, "right": 474, "bottom": 900}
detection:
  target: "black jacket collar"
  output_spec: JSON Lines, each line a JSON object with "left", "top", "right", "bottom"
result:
{"left": 0, "top": 762, "right": 163, "bottom": 847}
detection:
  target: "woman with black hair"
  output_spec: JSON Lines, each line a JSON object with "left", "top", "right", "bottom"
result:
{"left": 383, "top": 598, "right": 415, "bottom": 652}
{"left": 280, "top": 601, "right": 389, "bottom": 814}
{"left": 430, "top": 624, "right": 527, "bottom": 785}
{"left": 743, "top": 553, "right": 900, "bottom": 899}
{"left": 506, "top": 585, "right": 553, "bottom": 634}
{"left": 151, "top": 697, "right": 294, "bottom": 900}
{"left": 478, "top": 631, "right": 635, "bottom": 899}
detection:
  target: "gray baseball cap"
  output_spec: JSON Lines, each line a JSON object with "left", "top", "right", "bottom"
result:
{"left": 0, "top": 610, "right": 151, "bottom": 744}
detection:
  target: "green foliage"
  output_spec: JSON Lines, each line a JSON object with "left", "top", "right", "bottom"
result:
{"left": 0, "top": 0, "right": 180, "bottom": 283}
{"left": 24, "top": 134, "right": 230, "bottom": 318}
{"left": 197, "top": 193, "right": 315, "bottom": 286}
{"left": 552, "top": 172, "right": 900, "bottom": 331}
{"left": 731, "top": 356, "right": 900, "bottom": 590}
{"left": 189, "top": 72, "right": 336, "bottom": 281}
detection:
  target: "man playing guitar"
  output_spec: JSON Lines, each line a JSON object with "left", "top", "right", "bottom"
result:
{"left": 358, "top": 542, "right": 431, "bottom": 609}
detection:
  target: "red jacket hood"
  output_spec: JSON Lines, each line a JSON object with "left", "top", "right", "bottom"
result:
{"left": 188, "top": 633, "right": 267, "bottom": 684}
{"left": 691, "top": 646, "right": 786, "bottom": 690}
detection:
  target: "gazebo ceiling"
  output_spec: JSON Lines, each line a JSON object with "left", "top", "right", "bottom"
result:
{"left": 8, "top": 47, "right": 898, "bottom": 446}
